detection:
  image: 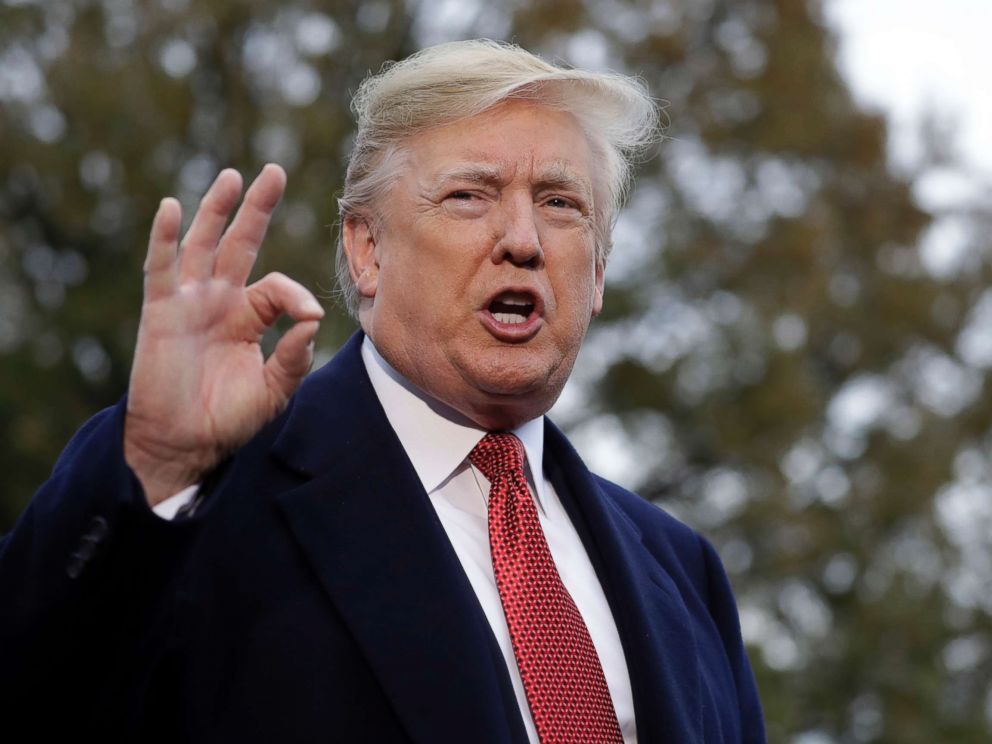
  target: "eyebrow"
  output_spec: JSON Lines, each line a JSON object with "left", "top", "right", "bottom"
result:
{"left": 434, "top": 159, "right": 593, "bottom": 201}
{"left": 434, "top": 163, "right": 505, "bottom": 187}
{"left": 533, "top": 160, "right": 594, "bottom": 202}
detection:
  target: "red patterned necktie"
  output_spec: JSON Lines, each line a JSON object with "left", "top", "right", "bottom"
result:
{"left": 470, "top": 433, "right": 623, "bottom": 744}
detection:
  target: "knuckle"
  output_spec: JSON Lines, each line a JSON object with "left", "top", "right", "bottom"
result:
{"left": 266, "top": 272, "right": 293, "bottom": 291}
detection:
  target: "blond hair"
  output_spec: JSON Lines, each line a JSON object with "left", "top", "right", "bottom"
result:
{"left": 336, "top": 39, "right": 658, "bottom": 316}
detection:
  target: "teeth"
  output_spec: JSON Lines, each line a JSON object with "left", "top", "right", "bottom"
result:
{"left": 493, "top": 312, "right": 527, "bottom": 325}
{"left": 489, "top": 292, "right": 535, "bottom": 325}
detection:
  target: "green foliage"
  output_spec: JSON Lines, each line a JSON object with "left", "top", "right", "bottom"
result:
{"left": 0, "top": 0, "right": 415, "bottom": 520}
{"left": 3, "top": 0, "right": 991, "bottom": 739}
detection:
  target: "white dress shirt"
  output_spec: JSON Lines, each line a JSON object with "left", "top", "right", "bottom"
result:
{"left": 362, "top": 339, "right": 636, "bottom": 744}
{"left": 154, "top": 338, "right": 637, "bottom": 742}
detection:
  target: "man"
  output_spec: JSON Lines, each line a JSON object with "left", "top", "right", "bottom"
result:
{"left": 1, "top": 40, "right": 765, "bottom": 742}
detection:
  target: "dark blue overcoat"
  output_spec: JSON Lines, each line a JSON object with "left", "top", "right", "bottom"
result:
{"left": 0, "top": 333, "right": 765, "bottom": 742}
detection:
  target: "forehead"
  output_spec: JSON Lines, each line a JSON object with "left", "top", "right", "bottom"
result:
{"left": 402, "top": 100, "right": 596, "bottom": 187}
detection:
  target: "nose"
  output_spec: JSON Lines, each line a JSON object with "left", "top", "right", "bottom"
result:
{"left": 491, "top": 194, "right": 544, "bottom": 269}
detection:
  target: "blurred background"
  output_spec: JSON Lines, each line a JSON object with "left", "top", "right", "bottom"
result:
{"left": 2, "top": 0, "right": 991, "bottom": 740}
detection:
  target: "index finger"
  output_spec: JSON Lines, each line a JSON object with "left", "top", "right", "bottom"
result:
{"left": 213, "top": 163, "right": 287, "bottom": 286}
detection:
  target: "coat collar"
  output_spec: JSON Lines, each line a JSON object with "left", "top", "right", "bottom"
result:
{"left": 360, "top": 337, "right": 551, "bottom": 512}
{"left": 270, "top": 332, "right": 703, "bottom": 743}
{"left": 544, "top": 421, "right": 705, "bottom": 743}
{"left": 271, "top": 332, "right": 527, "bottom": 744}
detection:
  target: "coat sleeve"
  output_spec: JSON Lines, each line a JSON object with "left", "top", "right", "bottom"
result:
{"left": 698, "top": 533, "right": 767, "bottom": 744}
{"left": 0, "top": 399, "right": 200, "bottom": 733}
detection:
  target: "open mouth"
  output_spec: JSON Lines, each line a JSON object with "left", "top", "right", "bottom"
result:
{"left": 488, "top": 291, "right": 536, "bottom": 325}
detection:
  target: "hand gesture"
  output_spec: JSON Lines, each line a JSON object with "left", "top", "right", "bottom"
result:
{"left": 124, "top": 165, "right": 324, "bottom": 506}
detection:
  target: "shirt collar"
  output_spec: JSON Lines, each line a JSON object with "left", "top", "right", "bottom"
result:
{"left": 361, "top": 337, "right": 548, "bottom": 509}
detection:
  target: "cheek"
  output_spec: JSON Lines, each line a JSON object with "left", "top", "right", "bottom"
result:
{"left": 553, "top": 251, "right": 599, "bottom": 306}
{"left": 550, "top": 276, "right": 599, "bottom": 343}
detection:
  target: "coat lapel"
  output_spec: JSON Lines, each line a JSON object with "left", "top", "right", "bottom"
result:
{"left": 544, "top": 421, "right": 705, "bottom": 743}
{"left": 270, "top": 334, "right": 527, "bottom": 744}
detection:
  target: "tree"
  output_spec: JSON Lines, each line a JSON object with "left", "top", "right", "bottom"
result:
{"left": 0, "top": 0, "right": 415, "bottom": 522}
{"left": 510, "top": 1, "right": 992, "bottom": 740}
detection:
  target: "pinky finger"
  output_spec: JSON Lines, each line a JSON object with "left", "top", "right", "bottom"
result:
{"left": 263, "top": 319, "right": 320, "bottom": 406}
{"left": 144, "top": 198, "right": 181, "bottom": 300}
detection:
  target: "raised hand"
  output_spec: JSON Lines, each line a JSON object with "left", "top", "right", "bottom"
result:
{"left": 124, "top": 165, "right": 324, "bottom": 506}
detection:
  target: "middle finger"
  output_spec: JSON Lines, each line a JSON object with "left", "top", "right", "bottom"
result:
{"left": 178, "top": 168, "right": 244, "bottom": 283}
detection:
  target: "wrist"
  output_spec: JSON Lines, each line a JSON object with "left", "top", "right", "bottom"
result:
{"left": 130, "top": 463, "right": 202, "bottom": 508}
{"left": 123, "top": 438, "right": 213, "bottom": 508}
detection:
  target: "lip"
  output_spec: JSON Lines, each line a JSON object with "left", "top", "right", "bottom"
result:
{"left": 478, "top": 286, "right": 545, "bottom": 343}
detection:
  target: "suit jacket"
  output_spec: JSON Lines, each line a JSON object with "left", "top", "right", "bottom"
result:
{"left": 0, "top": 332, "right": 765, "bottom": 742}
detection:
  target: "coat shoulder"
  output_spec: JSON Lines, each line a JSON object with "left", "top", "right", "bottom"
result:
{"left": 591, "top": 475, "right": 689, "bottom": 532}
{"left": 587, "top": 472, "right": 745, "bottom": 627}
{"left": 591, "top": 474, "right": 707, "bottom": 566}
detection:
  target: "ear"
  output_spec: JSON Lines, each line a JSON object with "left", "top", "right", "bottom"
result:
{"left": 342, "top": 216, "right": 380, "bottom": 299}
{"left": 591, "top": 260, "right": 605, "bottom": 317}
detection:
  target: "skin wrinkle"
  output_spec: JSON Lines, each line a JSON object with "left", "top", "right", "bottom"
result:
{"left": 429, "top": 159, "right": 595, "bottom": 214}
{"left": 363, "top": 148, "right": 604, "bottom": 261}
{"left": 415, "top": 162, "right": 595, "bottom": 252}
{"left": 336, "top": 51, "right": 659, "bottom": 318}
{"left": 343, "top": 100, "right": 605, "bottom": 430}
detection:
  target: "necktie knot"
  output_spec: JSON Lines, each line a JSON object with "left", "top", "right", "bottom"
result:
{"left": 469, "top": 432, "right": 525, "bottom": 482}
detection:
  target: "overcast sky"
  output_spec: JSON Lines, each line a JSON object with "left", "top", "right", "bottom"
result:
{"left": 827, "top": 0, "right": 992, "bottom": 182}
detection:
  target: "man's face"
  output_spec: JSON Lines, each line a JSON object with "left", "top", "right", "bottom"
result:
{"left": 345, "top": 100, "right": 605, "bottom": 429}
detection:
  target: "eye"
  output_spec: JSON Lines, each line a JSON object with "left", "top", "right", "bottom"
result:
{"left": 441, "top": 189, "right": 490, "bottom": 216}
{"left": 544, "top": 195, "right": 581, "bottom": 211}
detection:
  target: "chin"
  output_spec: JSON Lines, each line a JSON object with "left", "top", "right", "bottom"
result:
{"left": 464, "top": 349, "right": 569, "bottom": 409}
